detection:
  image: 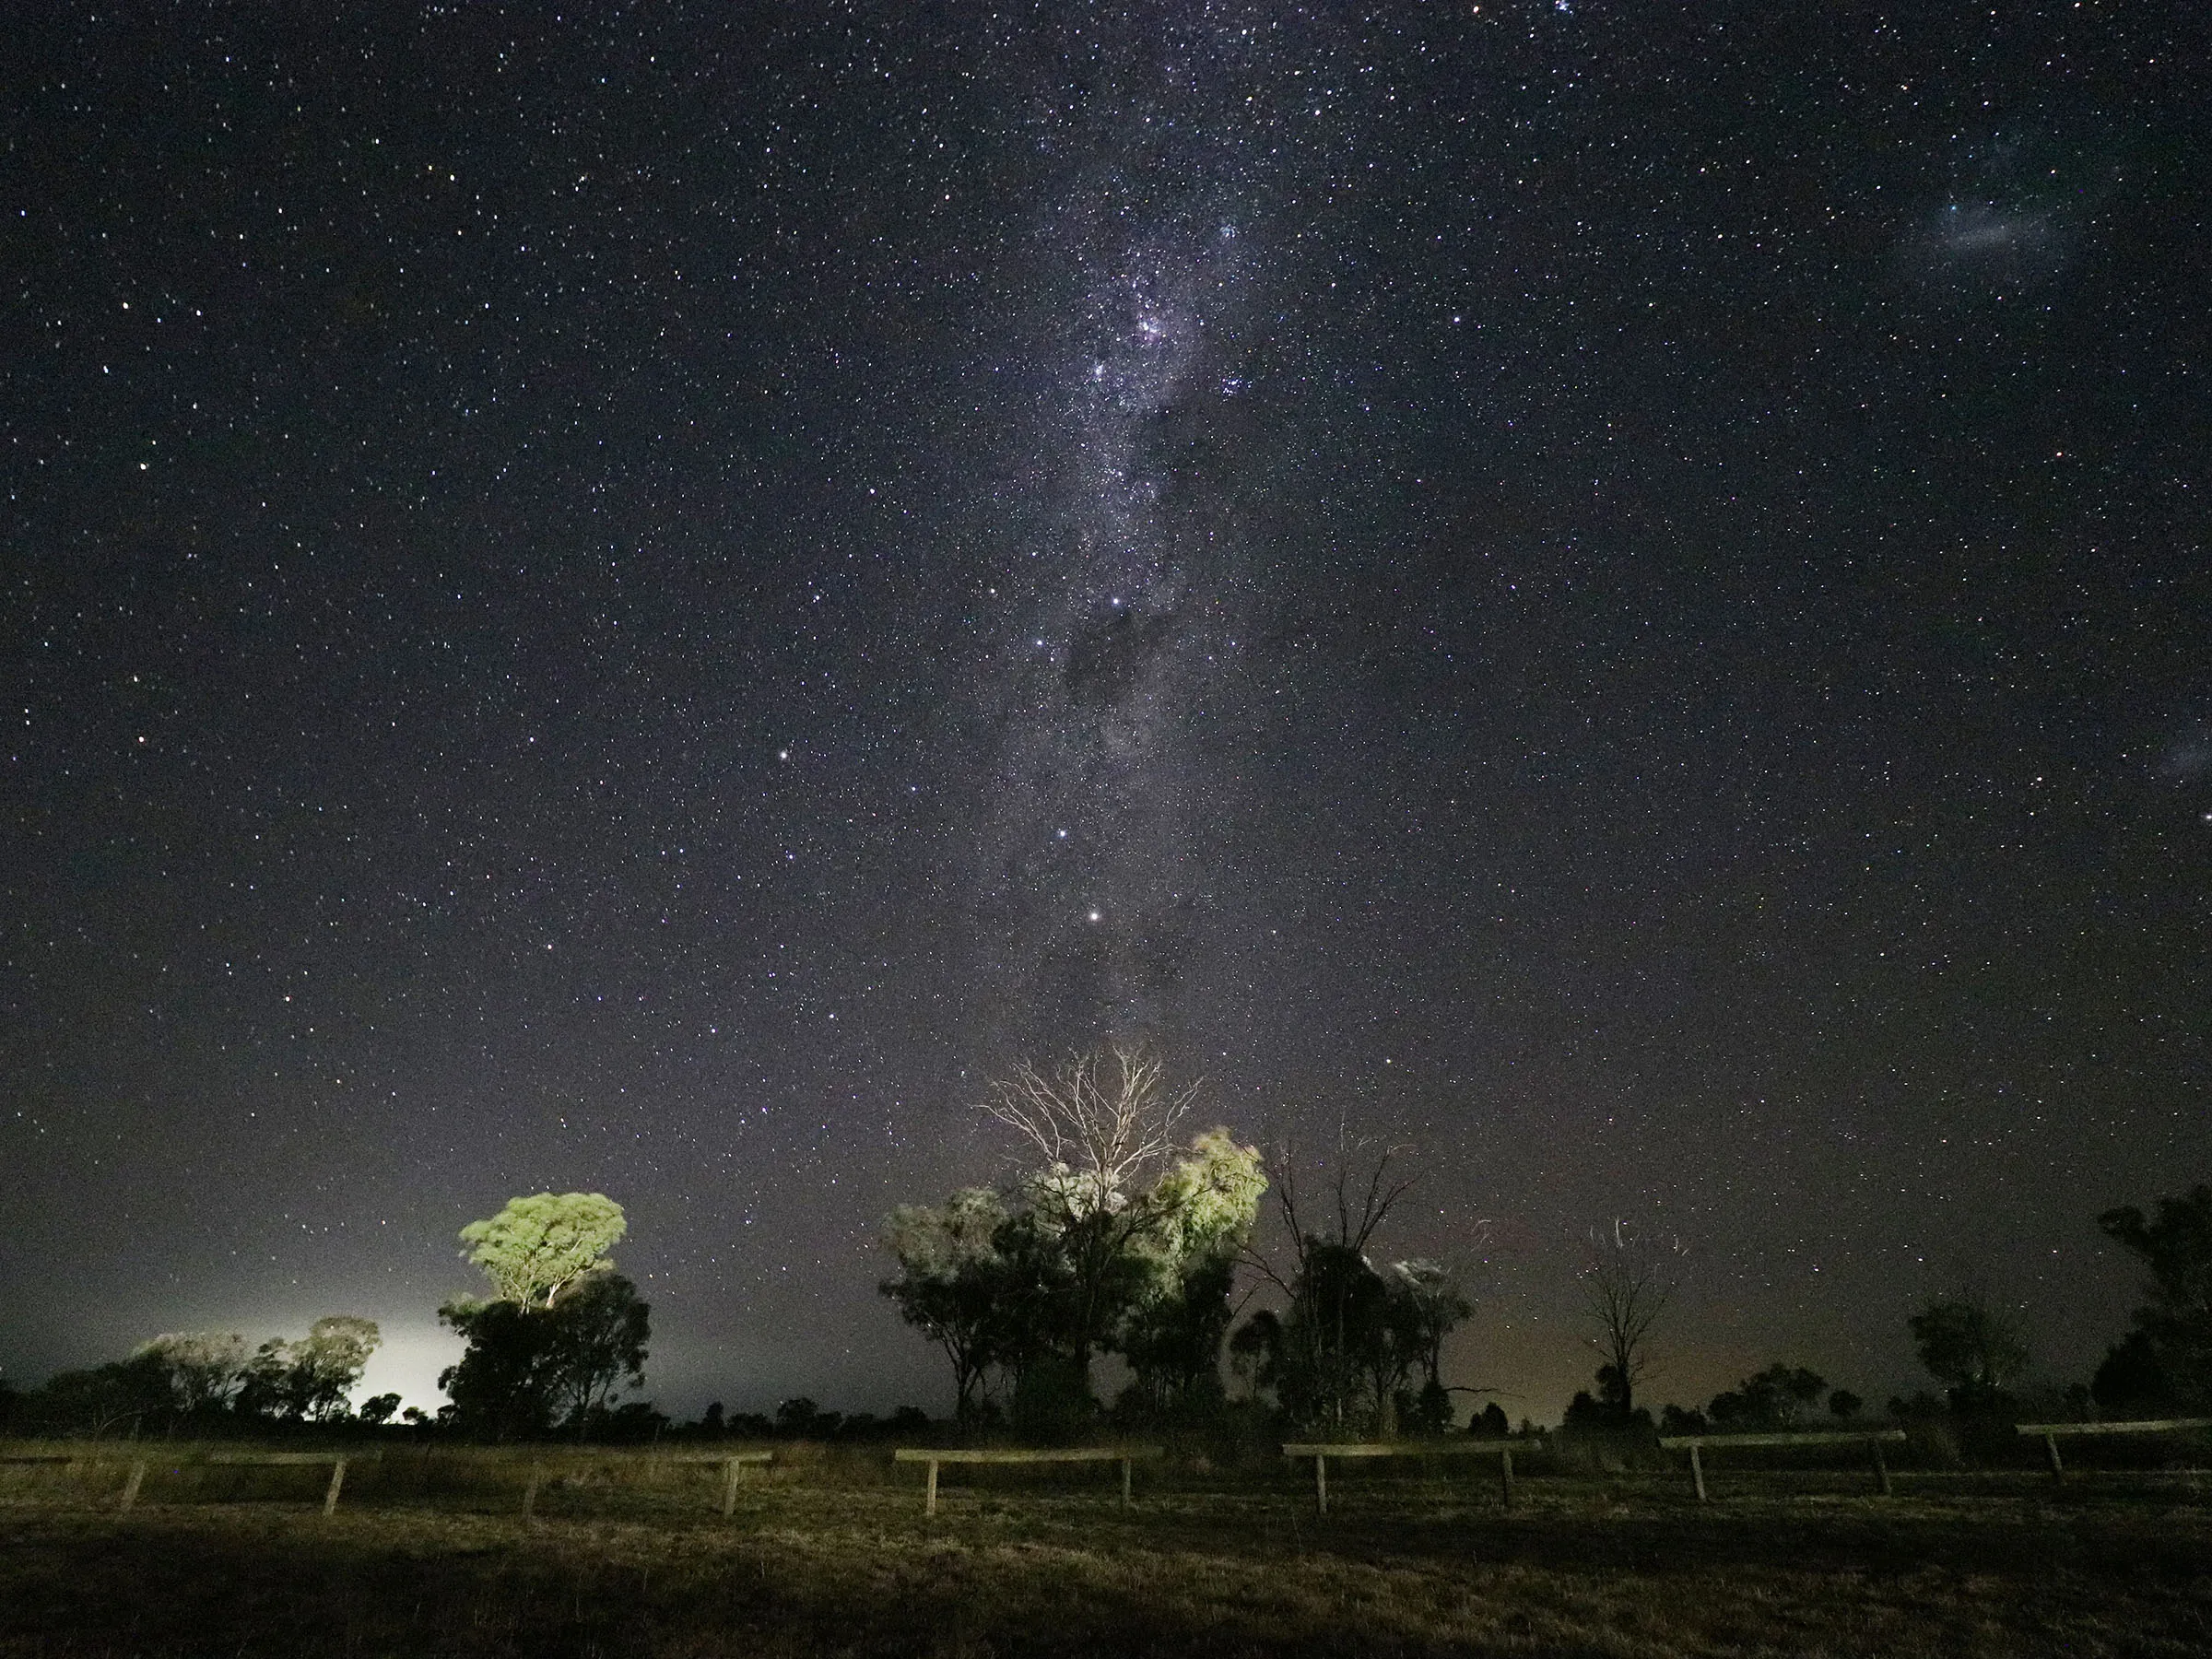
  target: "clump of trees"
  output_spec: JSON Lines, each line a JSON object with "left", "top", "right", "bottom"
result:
{"left": 1230, "top": 1152, "right": 1472, "bottom": 1437}
{"left": 0, "top": 1317, "right": 382, "bottom": 1438}
{"left": 881, "top": 1048, "right": 1266, "bottom": 1435}
{"left": 881, "top": 1053, "right": 1499, "bottom": 1442}
{"left": 439, "top": 1192, "right": 652, "bottom": 1441}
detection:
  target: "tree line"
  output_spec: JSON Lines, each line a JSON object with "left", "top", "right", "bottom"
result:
{"left": 881, "top": 1047, "right": 2212, "bottom": 1442}
{"left": 6, "top": 1044, "right": 2206, "bottom": 1443}
{"left": 0, "top": 1191, "right": 653, "bottom": 1441}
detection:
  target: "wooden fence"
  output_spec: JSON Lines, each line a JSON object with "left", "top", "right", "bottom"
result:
{"left": 0, "top": 1444, "right": 774, "bottom": 1517}
{"left": 891, "top": 1446, "right": 1161, "bottom": 1517}
{"left": 1655, "top": 1430, "right": 1906, "bottom": 1500}
{"left": 1280, "top": 1440, "right": 1522, "bottom": 1515}
{"left": 2015, "top": 1418, "right": 2212, "bottom": 1479}
{"left": 518, "top": 1451, "right": 774, "bottom": 1517}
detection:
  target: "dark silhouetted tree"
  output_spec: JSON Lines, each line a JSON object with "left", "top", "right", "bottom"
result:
{"left": 1909, "top": 1292, "right": 2028, "bottom": 1413}
{"left": 1238, "top": 1147, "right": 1420, "bottom": 1434}
{"left": 1709, "top": 1364, "right": 1827, "bottom": 1430}
{"left": 1577, "top": 1219, "right": 1686, "bottom": 1421}
{"left": 2094, "top": 1185, "right": 2212, "bottom": 1412}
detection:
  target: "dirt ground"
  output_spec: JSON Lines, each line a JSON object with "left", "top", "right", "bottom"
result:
{"left": 3, "top": 1468, "right": 2208, "bottom": 1656}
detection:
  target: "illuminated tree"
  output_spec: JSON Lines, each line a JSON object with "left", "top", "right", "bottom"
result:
{"left": 880, "top": 1187, "right": 1013, "bottom": 1422}
{"left": 459, "top": 1192, "right": 627, "bottom": 1309}
{"left": 1577, "top": 1218, "right": 1686, "bottom": 1420}
{"left": 880, "top": 1052, "right": 1265, "bottom": 1430}
{"left": 979, "top": 1046, "right": 1203, "bottom": 1389}
{"left": 1115, "top": 1129, "right": 1269, "bottom": 1418}
{"left": 237, "top": 1316, "right": 382, "bottom": 1421}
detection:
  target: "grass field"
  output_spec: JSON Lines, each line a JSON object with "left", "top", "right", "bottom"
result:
{"left": 3, "top": 1454, "right": 2209, "bottom": 1656}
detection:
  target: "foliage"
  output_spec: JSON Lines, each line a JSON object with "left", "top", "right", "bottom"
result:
{"left": 22, "top": 1354, "right": 173, "bottom": 1436}
{"left": 1469, "top": 1400, "right": 1512, "bottom": 1439}
{"left": 879, "top": 1187, "right": 1011, "bottom": 1421}
{"left": 235, "top": 1316, "right": 382, "bottom": 1422}
{"left": 1233, "top": 1150, "right": 1465, "bottom": 1436}
{"left": 542, "top": 1271, "right": 651, "bottom": 1429}
{"left": 439, "top": 1271, "right": 651, "bottom": 1440}
{"left": 1708, "top": 1364, "right": 1828, "bottom": 1430}
{"left": 2094, "top": 1184, "right": 2212, "bottom": 1412}
{"left": 884, "top": 1057, "right": 1265, "bottom": 1430}
{"left": 1564, "top": 1388, "right": 1653, "bottom": 1434}
{"left": 1909, "top": 1292, "right": 2028, "bottom": 1411}
{"left": 980, "top": 1048, "right": 1218, "bottom": 1398}
{"left": 1114, "top": 1130, "right": 1268, "bottom": 1422}
{"left": 1828, "top": 1389, "right": 1863, "bottom": 1421}
{"left": 133, "top": 1331, "right": 249, "bottom": 1415}
{"left": 459, "top": 1192, "right": 628, "bottom": 1309}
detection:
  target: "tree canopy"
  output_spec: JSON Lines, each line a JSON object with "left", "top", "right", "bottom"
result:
{"left": 1910, "top": 1293, "right": 2028, "bottom": 1409}
{"left": 440, "top": 1270, "right": 651, "bottom": 1440}
{"left": 459, "top": 1192, "right": 627, "bottom": 1308}
{"left": 881, "top": 1053, "right": 1265, "bottom": 1432}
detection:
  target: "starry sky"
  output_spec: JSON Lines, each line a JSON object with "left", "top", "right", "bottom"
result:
{"left": 5, "top": 2, "right": 2207, "bottom": 1420}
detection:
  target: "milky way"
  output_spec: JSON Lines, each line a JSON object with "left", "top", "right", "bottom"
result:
{"left": 972, "top": 14, "right": 1290, "bottom": 1050}
{"left": 4, "top": 3, "right": 2206, "bottom": 1419}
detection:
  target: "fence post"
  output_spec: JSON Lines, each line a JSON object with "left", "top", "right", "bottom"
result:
{"left": 1872, "top": 1440, "right": 1893, "bottom": 1498}
{"left": 119, "top": 1460, "right": 147, "bottom": 1514}
{"left": 1120, "top": 1457, "right": 1132, "bottom": 1510}
{"left": 924, "top": 1458, "right": 938, "bottom": 1518}
{"left": 1688, "top": 1443, "right": 1707, "bottom": 1502}
{"left": 2043, "top": 1431, "right": 2064, "bottom": 1481}
{"left": 523, "top": 1465, "right": 544, "bottom": 1517}
{"left": 1499, "top": 1446, "right": 1514, "bottom": 1511}
{"left": 723, "top": 1457, "right": 743, "bottom": 1518}
{"left": 323, "top": 1458, "right": 347, "bottom": 1517}
{"left": 1314, "top": 1454, "right": 1328, "bottom": 1516}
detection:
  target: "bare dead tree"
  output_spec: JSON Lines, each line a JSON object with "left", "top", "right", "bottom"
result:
{"left": 976, "top": 1044, "right": 1202, "bottom": 1383}
{"left": 1241, "top": 1143, "right": 1421, "bottom": 1433}
{"left": 1247, "top": 1142, "right": 1418, "bottom": 1296}
{"left": 1578, "top": 1218, "right": 1688, "bottom": 1418}
{"left": 982, "top": 1044, "right": 1197, "bottom": 1217}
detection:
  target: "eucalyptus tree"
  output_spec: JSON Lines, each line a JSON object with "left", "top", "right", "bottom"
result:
{"left": 458, "top": 1192, "right": 627, "bottom": 1307}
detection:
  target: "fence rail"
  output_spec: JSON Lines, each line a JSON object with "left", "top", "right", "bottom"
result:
{"left": 0, "top": 1442, "right": 778, "bottom": 1518}
{"left": 1280, "top": 1440, "right": 1522, "bottom": 1515}
{"left": 2015, "top": 1418, "right": 2212, "bottom": 1479}
{"left": 891, "top": 1446, "right": 1162, "bottom": 1516}
{"left": 1654, "top": 1430, "right": 1907, "bottom": 1501}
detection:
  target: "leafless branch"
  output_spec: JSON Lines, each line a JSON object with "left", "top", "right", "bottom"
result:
{"left": 981, "top": 1043, "right": 1195, "bottom": 1217}
{"left": 1578, "top": 1218, "right": 1688, "bottom": 1412}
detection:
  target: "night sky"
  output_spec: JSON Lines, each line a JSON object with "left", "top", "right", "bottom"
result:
{"left": 5, "top": 2, "right": 2207, "bottom": 1420}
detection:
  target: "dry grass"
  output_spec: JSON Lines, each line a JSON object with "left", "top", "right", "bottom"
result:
{"left": 2, "top": 1457, "right": 2208, "bottom": 1656}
